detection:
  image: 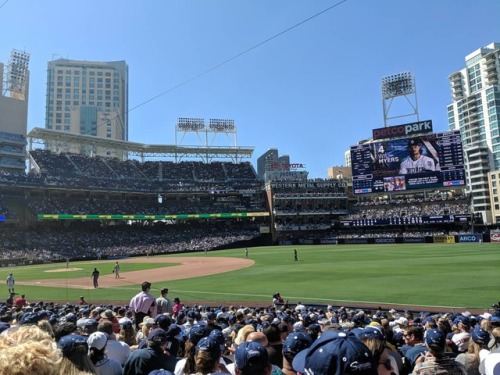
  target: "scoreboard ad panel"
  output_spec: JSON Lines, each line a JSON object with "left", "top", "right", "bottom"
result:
{"left": 351, "top": 130, "right": 465, "bottom": 194}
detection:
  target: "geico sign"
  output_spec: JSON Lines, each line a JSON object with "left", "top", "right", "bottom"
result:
{"left": 372, "top": 120, "right": 433, "bottom": 140}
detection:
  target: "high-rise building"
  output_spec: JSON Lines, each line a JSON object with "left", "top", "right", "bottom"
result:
{"left": 448, "top": 42, "right": 500, "bottom": 224}
{"left": 257, "top": 149, "right": 304, "bottom": 182}
{"left": 45, "top": 59, "right": 128, "bottom": 157}
{"left": 0, "top": 50, "right": 30, "bottom": 172}
{"left": 257, "top": 148, "right": 279, "bottom": 179}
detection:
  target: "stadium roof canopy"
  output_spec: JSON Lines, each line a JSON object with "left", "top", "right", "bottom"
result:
{"left": 27, "top": 127, "right": 254, "bottom": 163}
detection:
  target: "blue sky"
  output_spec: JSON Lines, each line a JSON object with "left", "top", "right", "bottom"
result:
{"left": 1, "top": 0, "right": 499, "bottom": 178}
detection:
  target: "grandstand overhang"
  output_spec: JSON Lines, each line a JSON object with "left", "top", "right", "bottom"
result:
{"left": 27, "top": 127, "right": 254, "bottom": 163}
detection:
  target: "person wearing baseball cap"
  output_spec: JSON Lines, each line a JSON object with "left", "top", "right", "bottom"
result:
{"left": 399, "top": 138, "right": 437, "bottom": 175}
{"left": 292, "top": 330, "right": 377, "bottom": 375}
{"left": 193, "top": 337, "right": 223, "bottom": 375}
{"left": 123, "top": 328, "right": 178, "bottom": 375}
{"left": 58, "top": 334, "right": 97, "bottom": 373}
{"left": 174, "top": 324, "right": 212, "bottom": 375}
{"left": 235, "top": 341, "right": 271, "bottom": 375}
{"left": 457, "top": 326, "right": 491, "bottom": 375}
{"left": 87, "top": 331, "right": 122, "bottom": 375}
{"left": 413, "top": 329, "right": 466, "bottom": 375}
{"left": 282, "top": 332, "right": 313, "bottom": 375}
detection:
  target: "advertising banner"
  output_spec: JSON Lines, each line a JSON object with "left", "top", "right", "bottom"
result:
{"left": 491, "top": 232, "right": 500, "bottom": 243}
{"left": 403, "top": 237, "right": 426, "bottom": 243}
{"left": 456, "top": 234, "right": 482, "bottom": 243}
{"left": 374, "top": 238, "right": 397, "bottom": 244}
{"left": 344, "top": 238, "right": 369, "bottom": 244}
{"left": 434, "top": 235, "right": 455, "bottom": 244}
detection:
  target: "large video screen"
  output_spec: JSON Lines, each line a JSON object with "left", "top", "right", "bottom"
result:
{"left": 351, "top": 130, "right": 465, "bottom": 194}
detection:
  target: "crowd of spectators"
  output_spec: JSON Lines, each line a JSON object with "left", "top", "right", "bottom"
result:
{"left": 347, "top": 198, "right": 469, "bottom": 220}
{"left": 1, "top": 289, "right": 500, "bottom": 375}
{"left": 0, "top": 150, "right": 263, "bottom": 196}
{"left": 0, "top": 222, "right": 260, "bottom": 264}
{"left": 26, "top": 195, "right": 267, "bottom": 216}
{"left": 29, "top": 149, "right": 260, "bottom": 184}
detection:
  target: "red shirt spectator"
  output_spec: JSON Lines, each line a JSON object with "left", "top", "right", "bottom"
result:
{"left": 172, "top": 297, "right": 182, "bottom": 318}
{"left": 100, "top": 309, "right": 120, "bottom": 334}
{"left": 14, "top": 294, "right": 27, "bottom": 308}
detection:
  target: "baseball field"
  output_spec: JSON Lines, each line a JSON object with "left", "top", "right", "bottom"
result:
{"left": 4, "top": 243, "right": 499, "bottom": 312}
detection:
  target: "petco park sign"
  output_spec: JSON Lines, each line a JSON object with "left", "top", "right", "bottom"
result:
{"left": 372, "top": 120, "right": 433, "bottom": 140}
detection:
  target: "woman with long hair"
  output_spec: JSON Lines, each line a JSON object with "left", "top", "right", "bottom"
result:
{"left": 136, "top": 316, "right": 155, "bottom": 342}
{"left": 193, "top": 337, "right": 222, "bottom": 375}
{"left": 58, "top": 334, "right": 98, "bottom": 374}
{"left": 117, "top": 320, "right": 138, "bottom": 347}
{"left": 456, "top": 327, "right": 491, "bottom": 375}
{"left": 0, "top": 325, "right": 62, "bottom": 375}
{"left": 174, "top": 324, "right": 210, "bottom": 375}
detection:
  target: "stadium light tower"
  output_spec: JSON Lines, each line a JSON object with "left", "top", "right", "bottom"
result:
{"left": 3, "top": 49, "right": 30, "bottom": 100}
{"left": 381, "top": 71, "right": 419, "bottom": 127}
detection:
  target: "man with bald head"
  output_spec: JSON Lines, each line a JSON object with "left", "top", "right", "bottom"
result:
{"left": 246, "top": 331, "right": 268, "bottom": 345}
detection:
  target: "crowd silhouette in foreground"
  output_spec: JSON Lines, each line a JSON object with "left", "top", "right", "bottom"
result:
{"left": 1, "top": 283, "right": 499, "bottom": 375}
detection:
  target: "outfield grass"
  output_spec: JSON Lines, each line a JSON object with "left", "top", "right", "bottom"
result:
{"left": 2, "top": 243, "right": 498, "bottom": 310}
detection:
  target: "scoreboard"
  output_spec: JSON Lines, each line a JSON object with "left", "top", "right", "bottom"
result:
{"left": 351, "top": 130, "right": 465, "bottom": 194}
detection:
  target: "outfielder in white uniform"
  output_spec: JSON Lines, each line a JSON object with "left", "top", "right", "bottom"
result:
{"left": 6, "top": 273, "right": 14, "bottom": 294}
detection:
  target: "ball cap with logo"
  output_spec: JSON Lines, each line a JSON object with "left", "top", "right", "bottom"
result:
{"left": 235, "top": 341, "right": 270, "bottom": 372}
{"left": 58, "top": 335, "right": 89, "bottom": 357}
{"left": 425, "top": 329, "right": 446, "bottom": 351}
{"left": 282, "top": 332, "right": 314, "bottom": 362}
{"left": 292, "top": 330, "right": 377, "bottom": 375}
{"left": 195, "top": 337, "right": 222, "bottom": 358}
{"left": 408, "top": 138, "right": 421, "bottom": 147}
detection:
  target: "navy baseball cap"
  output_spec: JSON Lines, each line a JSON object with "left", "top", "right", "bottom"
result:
{"left": 155, "top": 314, "right": 172, "bottom": 330}
{"left": 235, "top": 341, "right": 269, "bottom": 372}
{"left": 188, "top": 324, "right": 210, "bottom": 345}
{"left": 149, "top": 370, "right": 174, "bottom": 375}
{"left": 425, "top": 329, "right": 446, "bottom": 350}
{"left": 166, "top": 324, "right": 181, "bottom": 337}
{"left": 352, "top": 314, "right": 370, "bottom": 326}
{"left": 0, "top": 322, "right": 10, "bottom": 333}
{"left": 196, "top": 337, "right": 222, "bottom": 358}
{"left": 282, "top": 332, "right": 313, "bottom": 361}
{"left": 58, "top": 335, "right": 89, "bottom": 357}
{"left": 37, "top": 310, "right": 51, "bottom": 319}
{"left": 207, "top": 312, "right": 217, "bottom": 320}
{"left": 356, "top": 327, "right": 386, "bottom": 342}
{"left": 292, "top": 330, "right": 376, "bottom": 375}
{"left": 77, "top": 318, "right": 98, "bottom": 329}
{"left": 472, "top": 327, "right": 490, "bottom": 345}
{"left": 65, "top": 313, "right": 77, "bottom": 324}
{"left": 209, "top": 329, "right": 226, "bottom": 351}
{"left": 121, "top": 320, "right": 133, "bottom": 329}
{"left": 408, "top": 138, "right": 421, "bottom": 147}
{"left": 18, "top": 312, "right": 40, "bottom": 325}
{"left": 148, "top": 328, "right": 169, "bottom": 343}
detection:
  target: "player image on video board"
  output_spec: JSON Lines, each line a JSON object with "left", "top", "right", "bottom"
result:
{"left": 370, "top": 136, "right": 440, "bottom": 177}
{"left": 351, "top": 131, "right": 464, "bottom": 194}
{"left": 398, "top": 138, "right": 439, "bottom": 174}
